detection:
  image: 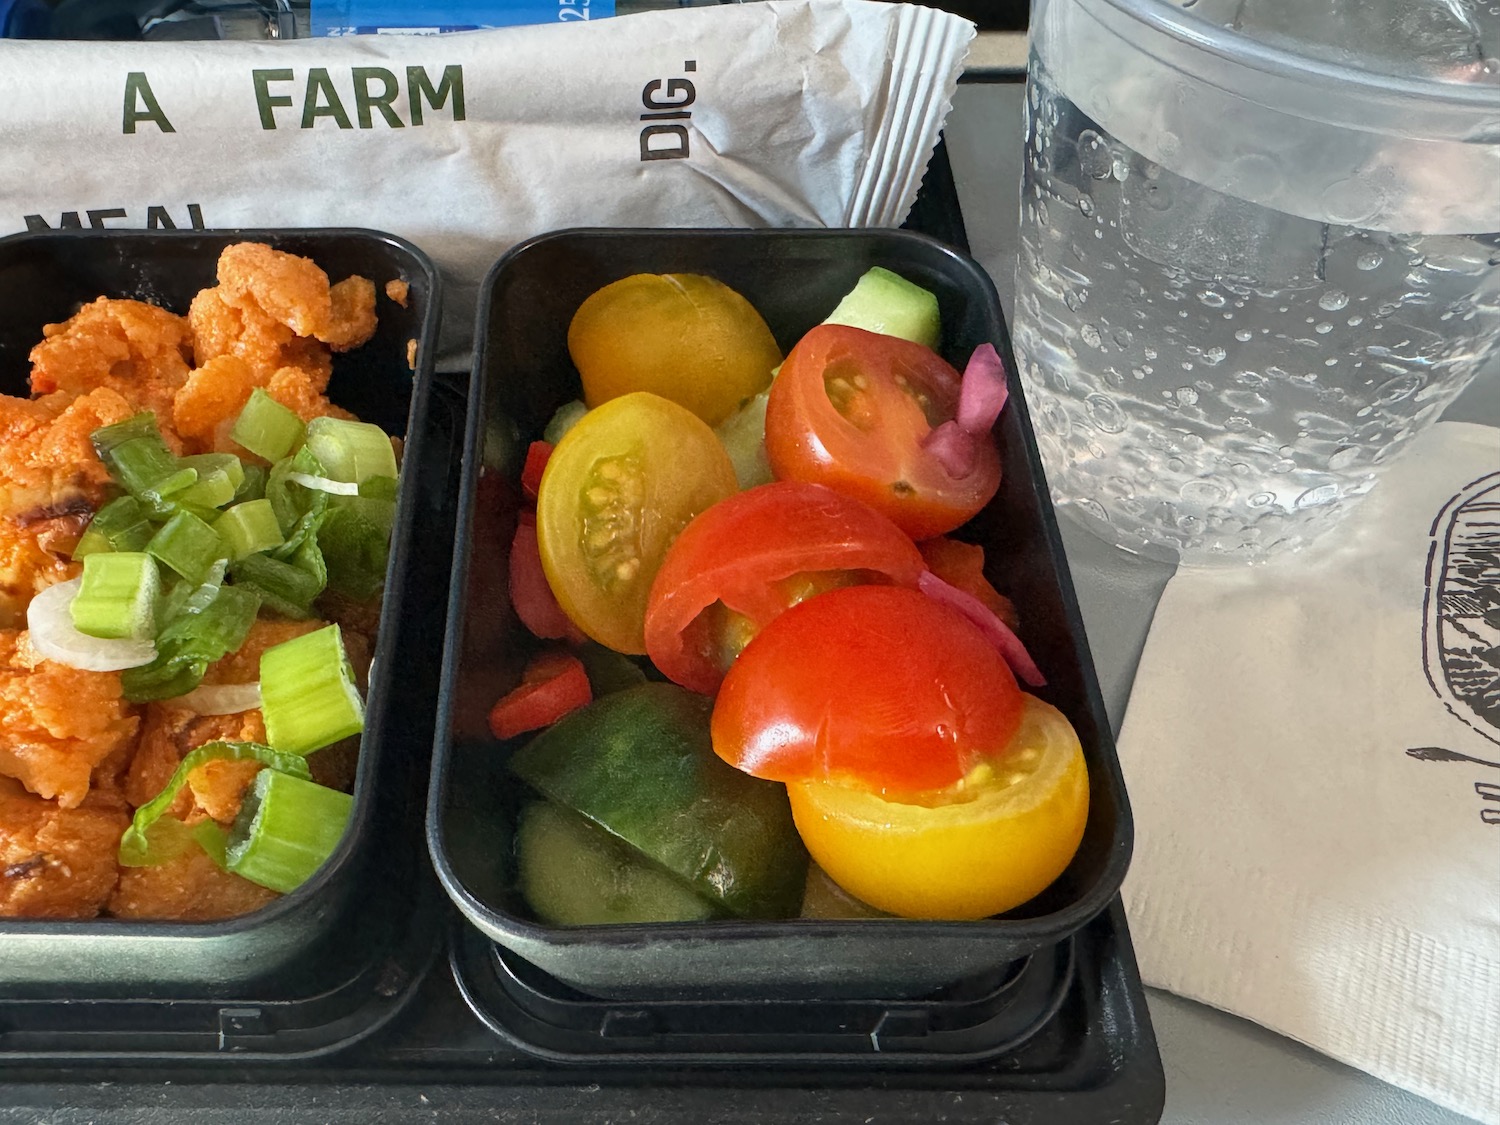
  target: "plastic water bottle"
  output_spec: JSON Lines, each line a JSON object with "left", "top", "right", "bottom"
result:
{"left": 1, "top": 0, "right": 743, "bottom": 39}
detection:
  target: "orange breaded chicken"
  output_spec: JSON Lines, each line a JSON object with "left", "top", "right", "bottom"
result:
{"left": 123, "top": 704, "right": 267, "bottom": 813}
{"left": 0, "top": 387, "right": 138, "bottom": 624}
{"left": 215, "top": 243, "right": 377, "bottom": 353}
{"left": 29, "top": 298, "right": 192, "bottom": 421}
{"left": 108, "top": 847, "right": 279, "bottom": 922}
{"left": 0, "top": 631, "right": 139, "bottom": 809}
{"left": 0, "top": 778, "right": 129, "bottom": 919}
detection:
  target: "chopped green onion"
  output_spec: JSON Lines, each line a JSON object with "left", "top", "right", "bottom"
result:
{"left": 217, "top": 499, "right": 285, "bottom": 560}
{"left": 194, "top": 819, "right": 230, "bottom": 870}
{"left": 286, "top": 471, "right": 359, "bottom": 496}
{"left": 175, "top": 454, "right": 243, "bottom": 510}
{"left": 259, "top": 624, "right": 364, "bottom": 755}
{"left": 235, "top": 462, "right": 269, "bottom": 504}
{"left": 229, "top": 551, "right": 322, "bottom": 619}
{"left": 180, "top": 453, "right": 246, "bottom": 495}
{"left": 359, "top": 475, "right": 399, "bottom": 501}
{"left": 267, "top": 447, "right": 329, "bottom": 539}
{"left": 225, "top": 767, "right": 353, "bottom": 893}
{"left": 231, "top": 389, "right": 305, "bottom": 463}
{"left": 121, "top": 582, "right": 260, "bottom": 702}
{"left": 304, "top": 417, "right": 397, "bottom": 485}
{"left": 69, "top": 552, "right": 159, "bottom": 640}
{"left": 73, "top": 496, "right": 154, "bottom": 559}
{"left": 147, "top": 510, "right": 227, "bottom": 584}
{"left": 321, "top": 496, "right": 396, "bottom": 601}
{"left": 158, "top": 558, "right": 227, "bottom": 625}
{"left": 118, "top": 740, "right": 311, "bottom": 866}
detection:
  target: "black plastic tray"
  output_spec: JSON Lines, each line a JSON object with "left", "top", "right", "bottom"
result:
{"left": 428, "top": 225, "right": 1134, "bottom": 999}
{"left": 0, "top": 228, "right": 443, "bottom": 1001}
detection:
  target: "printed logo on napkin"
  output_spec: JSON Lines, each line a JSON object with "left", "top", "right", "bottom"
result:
{"left": 1117, "top": 420, "right": 1500, "bottom": 1125}
{"left": 0, "top": 0, "right": 975, "bottom": 367}
{"left": 1415, "top": 470, "right": 1500, "bottom": 819}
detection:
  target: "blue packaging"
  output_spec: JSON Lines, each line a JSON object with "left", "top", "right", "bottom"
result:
{"left": 312, "top": 0, "right": 615, "bottom": 34}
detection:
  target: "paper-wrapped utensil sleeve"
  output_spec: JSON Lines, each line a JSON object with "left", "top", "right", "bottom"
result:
{"left": 0, "top": 0, "right": 975, "bottom": 366}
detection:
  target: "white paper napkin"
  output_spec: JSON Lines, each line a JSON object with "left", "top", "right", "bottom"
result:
{"left": 1117, "top": 420, "right": 1500, "bottom": 1125}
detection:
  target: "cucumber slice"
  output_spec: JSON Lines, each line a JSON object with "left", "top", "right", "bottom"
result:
{"left": 517, "top": 800, "right": 718, "bottom": 925}
{"left": 715, "top": 390, "right": 774, "bottom": 490}
{"left": 509, "top": 682, "right": 807, "bottom": 920}
{"left": 800, "top": 863, "right": 892, "bottom": 920}
{"left": 823, "top": 266, "right": 942, "bottom": 350}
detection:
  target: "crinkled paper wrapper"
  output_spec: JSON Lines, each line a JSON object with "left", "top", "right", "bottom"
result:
{"left": 0, "top": 0, "right": 974, "bottom": 365}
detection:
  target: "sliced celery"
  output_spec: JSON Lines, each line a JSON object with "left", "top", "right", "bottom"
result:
{"left": 304, "top": 417, "right": 397, "bottom": 485}
{"left": 147, "top": 510, "right": 228, "bottom": 584}
{"left": 225, "top": 768, "right": 354, "bottom": 893}
{"left": 70, "top": 552, "right": 159, "bottom": 640}
{"left": 218, "top": 499, "right": 285, "bottom": 560}
{"left": 231, "top": 388, "right": 305, "bottom": 463}
{"left": 73, "top": 496, "right": 154, "bottom": 559}
{"left": 259, "top": 624, "right": 364, "bottom": 755}
{"left": 118, "top": 740, "right": 311, "bottom": 866}
{"left": 180, "top": 453, "right": 246, "bottom": 496}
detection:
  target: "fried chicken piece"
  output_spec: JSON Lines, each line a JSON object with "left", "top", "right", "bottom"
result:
{"left": 171, "top": 353, "right": 261, "bottom": 450}
{"left": 265, "top": 365, "right": 356, "bottom": 425}
{"left": 28, "top": 298, "right": 191, "bottom": 421}
{"left": 201, "top": 618, "right": 326, "bottom": 687}
{"left": 216, "top": 243, "right": 377, "bottom": 354}
{"left": 122, "top": 704, "right": 267, "bottom": 813}
{"left": 0, "top": 535, "right": 77, "bottom": 630}
{"left": 384, "top": 279, "right": 409, "bottom": 307}
{"left": 0, "top": 631, "right": 139, "bottom": 809}
{"left": 320, "top": 276, "right": 378, "bottom": 351}
{"left": 188, "top": 287, "right": 334, "bottom": 389}
{"left": 0, "top": 778, "right": 128, "bottom": 919}
{"left": 216, "top": 243, "right": 332, "bottom": 339}
{"left": 0, "top": 387, "right": 139, "bottom": 624}
{"left": 107, "top": 847, "right": 279, "bottom": 922}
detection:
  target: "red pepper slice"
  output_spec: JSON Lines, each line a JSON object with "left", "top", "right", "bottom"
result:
{"left": 488, "top": 649, "right": 593, "bottom": 741}
{"left": 643, "top": 481, "right": 926, "bottom": 694}
{"left": 520, "top": 440, "right": 553, "bottom": 502}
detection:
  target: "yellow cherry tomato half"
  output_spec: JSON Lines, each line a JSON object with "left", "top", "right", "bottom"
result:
{"left": 567, "top": 273, "right": 782, "bottom": 427}
{"left": 536, "top": 392, "right": 739, "bottom": 655}
{"left": 785, "top": 694, "right": 1089, "bottom": 920}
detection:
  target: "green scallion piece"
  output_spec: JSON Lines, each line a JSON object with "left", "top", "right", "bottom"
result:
{"left": 304, "top": 417, "right": 397, "bottom": 485}
{"left": 118, "top": 741, "right": 311, "bottom": 867}
{"left": 229, "top": 551, "right": 323, "bottom": 619}
{"left": 69, "top": 551, "right": 159, "bottom": 640}
{"left": 225, "top": 768, "right": 353, "bottom": 894}
{"left": 259, "top": 624, "right": 364, "bottom": 755}
{"left": 121, "top": 582, "right": 260, "bottom": 703}
{"left": 235, "top": 462, "right": 269, "bottom": 503}
{"left": 231, "top": 389, "right": 305, "bottom": 463}
{"left": 73, "top": 495, "right": 154, "bottom": 559}
{"left": 358, "top": 475, "right": 399, "bottom": 501}
{"left": 218, "top": 499, "right": 285, "bottom": 560}
{"left": 266, "top": 447, "right": 329, "bottom": 539}
{"left": 147, "top": 509, "right": 228, "bottom": 585}
{"left": 175, "top": 454, "right": 243, "bottom": 510}
{"left": 320, "top": 496, "right": 396, "bottom": 601}
{"left": 194, "top": 819, "right": 230, "bottom": 870}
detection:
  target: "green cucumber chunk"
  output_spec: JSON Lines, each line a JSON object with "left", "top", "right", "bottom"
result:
{"left": 517, "top": 800, "right": 718, "bottom": 925}
{"left": 508, "top": 681, "right": 807, "bottom": 920}
{"left": 823, "top": 266, "right": 942, "bottom": 350}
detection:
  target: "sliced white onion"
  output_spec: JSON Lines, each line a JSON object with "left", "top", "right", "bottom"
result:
{"left": 178, "top": 681, "right": 262, "bottom": 715}
{"left": 287, "top": 471, "right": 360, "bottom": 496}
{"left": 26, "top": 578, "right": 157, "bottom": 672}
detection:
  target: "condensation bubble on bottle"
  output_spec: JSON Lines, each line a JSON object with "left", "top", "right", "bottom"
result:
{"left": 1319, "top": 289, "right": 1350, "bottom": 311}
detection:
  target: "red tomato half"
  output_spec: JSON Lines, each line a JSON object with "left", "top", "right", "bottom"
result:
{"left": 710, "top": 585, "right": 1024, "bottom": 795}
{"left": 644, "top": 481, "right": 926, "bottom": 694}
{"left": 765, "top": 325, "right": 1002, "bottom": 540}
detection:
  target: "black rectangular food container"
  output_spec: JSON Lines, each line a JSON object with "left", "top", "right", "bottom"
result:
{"left": 0, "top": 228, "right": 442, "bottom": 997}
{"left": 428, "top": 226, "right": 1134, "bottom": 1001}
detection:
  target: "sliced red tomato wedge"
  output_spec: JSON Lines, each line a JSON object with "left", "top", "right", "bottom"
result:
{"left": 764, "top": 325, "right": 1003, "bottom": 541}
{"left": 710, "top": 584, "right": 1024, "bottom": 795}
{"left": 644, "top": 481, "right": 926, "bottom": 694}
{"left": 489, "top": 649, "right": 593, "bottom": 741}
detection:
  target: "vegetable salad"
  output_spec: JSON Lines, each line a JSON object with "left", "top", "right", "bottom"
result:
{"left": 491, "top": 264, "right": 1090, "bottom": 924}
